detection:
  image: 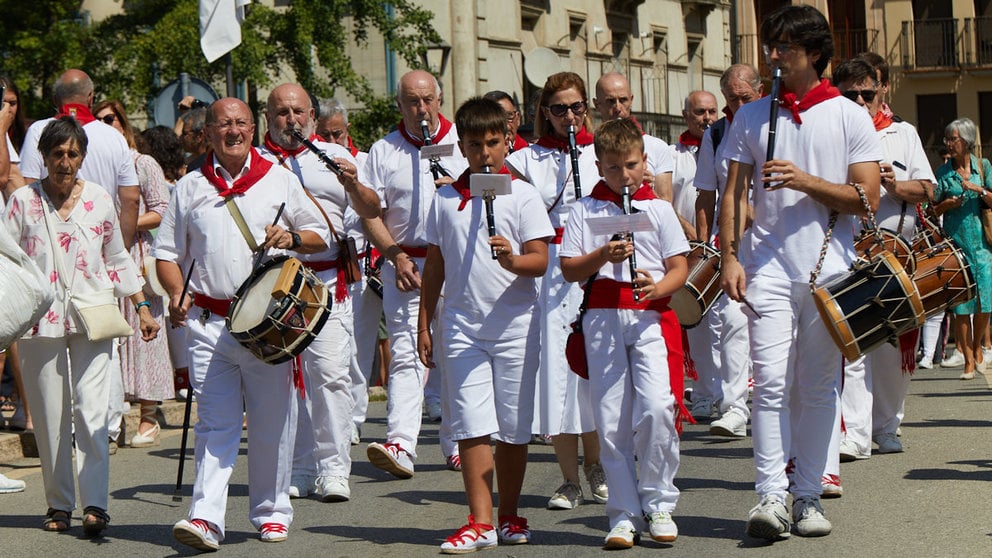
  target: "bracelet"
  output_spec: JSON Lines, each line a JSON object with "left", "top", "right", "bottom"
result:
{"left": 135, "top": 300, "right": 152, "bottom": 311}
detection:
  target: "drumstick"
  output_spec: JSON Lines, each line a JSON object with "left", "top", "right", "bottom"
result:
{"left": 178, "top": 258, "right": 196, "bottom": 309}
{"left": 763, "top": 66, "right": 782, "bottom": 189}
{"left": 482, "top": 165, "right": 499, "bottom": 259}
{"left": 254, "top": 202, "right": 286, "bottom": 269}
{"left": 621, "top": 185, "right": 640, "bottom": 301}
{"left": 740, "top": 296, "right": 761, "bottom": 318}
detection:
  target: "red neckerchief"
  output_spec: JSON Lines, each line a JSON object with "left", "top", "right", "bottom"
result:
{"left": 511, "top": 134, "right": 529, "bottom": 152}
{"left": 397, "top": 114, "right": 453, "bottom": 147}
{"left": 534, "top": 126, "right": 594, "bottom": 151}
{"left": 588, "top": 180, "right": 657, "bottom": 207}
{"left": 629, "top": 116, "right": 645, "bottom": 134}
{"left": 678, "top": 131, "right": 701, "bottom": 148}
{"left": 346, "top": 136, "right": 359, "bottom": 157}
{"left": 201, "top": 148, "right": 274, "bottom": 198}
{"left": 56, "top": 104, "right": 95, "bottom": 125}
{"left": 779, "top": 79, "right": 841, "bottom": 124}
{"left": 451, "top": 166, "right": 512, "bottom": 210}
{"left": 722, "top": 106, "right": 734, "bottom": 123}
{"left": 262, "top": 132, "right": 309, "bottom": 163}
{"left": 873, "top": 110, "right": 893, "bottom": 131}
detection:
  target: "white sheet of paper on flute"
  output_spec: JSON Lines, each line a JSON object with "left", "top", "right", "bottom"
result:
{"left": 586, "top": 213, "right": 655, "bottom": 236}
{"left": 470, "top": 173, "right": 512, "bottom": 196}
{"left": 420, "top": 143, "right": 454, "bottom": 160}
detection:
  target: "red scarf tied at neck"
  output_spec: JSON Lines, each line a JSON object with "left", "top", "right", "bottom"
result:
{"left": 873, "top": 110, "right": 893, "bottom": 132}
{"left": 678, "top": 131, "right": 701, "bottom": 148}
{"left": 451, "top": 166, "right": 513, "bottom": 210}
{"left": 535, "top": 126, "right": 594, "bottom": 151}
{"left": 263, "top": 131, "right": 311, "bottom": 163}
{"left": 398, "top": 114, "right": 454, "bottom": 148}
{"left": 56, "top": 104, "right": 96, "bottom": 125}
{"left": 778, "top": 79, "right": 841, "bottom": 125}
{"left": 589, "top": 180, "right": 658, "bottom": 206}
{"left": 346, "top": 136, "right": 359, "bottom": 157}
{"left": 201, "top": 148, "right": 274, "bottom": 198}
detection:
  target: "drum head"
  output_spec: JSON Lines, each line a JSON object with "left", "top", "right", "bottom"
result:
{"left": 229, "top": 264, "right": 283, "bottom": 334}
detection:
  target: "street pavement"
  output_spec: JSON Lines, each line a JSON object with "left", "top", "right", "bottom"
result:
{"left": 1, "top": 363, "right": 990, "bottom": 557}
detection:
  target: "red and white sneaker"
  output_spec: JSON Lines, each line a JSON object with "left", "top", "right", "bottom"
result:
{"left": 498, "top": 515, "right": 530, "bottom": 545}
{"left": 440, "top": 515, "right": 497, "bottom": 554}
{"left": 259, "top": 522, "right": 288, "bottom": 542}
{"left": 821, "top": 474, "right": 843, "bottom": 499}
{"left": 173, "top": 518, "right": 221, "bottom": 551}
{"left": 446, "top": 454, "right": 462, "bottom": 472}
{"left": 367, "top": 442, "right": 415, "bottom": 479}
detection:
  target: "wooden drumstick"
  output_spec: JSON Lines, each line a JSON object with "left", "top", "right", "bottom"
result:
{"left": 254, "top": 202, "right": 286, "bottom": 269}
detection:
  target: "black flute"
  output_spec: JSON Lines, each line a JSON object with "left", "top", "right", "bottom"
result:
{"left": 568, "top": 124, "right": 582, "bottom": 199}
{"left": 421, "top": 118, "right": 451, "bottom": 181}
{"left": 290, "top": 129, "right": 344, "bottom": 176}
{"left": 621, "top": 185, "right": 640, "bottom": 302}
{"left": 763, "top": 66, "right": 782, "bottom": 189}
{"left": 482, "top": 165, "right": 498, "bottom": 259}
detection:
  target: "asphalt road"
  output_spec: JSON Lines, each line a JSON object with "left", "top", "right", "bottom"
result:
{"left": 1, "top": 363, "right": 990, "bottom": 557}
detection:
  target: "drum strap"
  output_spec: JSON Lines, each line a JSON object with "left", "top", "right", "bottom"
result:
{"left": 809, "top": 182, "right": 876, "bottom": 293}
{"left": 224, "top": 198, "right": 259, "bottom": 252}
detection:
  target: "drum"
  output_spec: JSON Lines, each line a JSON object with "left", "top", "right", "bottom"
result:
{"left": 855, "top": 228, "right": 915, "bottom": 275}
{"left": 911, "top": 221, "right": 946, "bottom": 254}
{"left": 911, "top": 239, "right": 975, "bottom": 318}
{"left": 227, "top": 256, "right": 331, "bottom": 364}
{"left": 813, "top": 251, "right": 924, "bottom": 361}
{"left": 670, "top": 241, "right": 723, "bottom": 327}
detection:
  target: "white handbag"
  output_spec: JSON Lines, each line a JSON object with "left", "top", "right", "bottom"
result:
{"left": 0, "top": 223, "right": 54, "bottom": 347}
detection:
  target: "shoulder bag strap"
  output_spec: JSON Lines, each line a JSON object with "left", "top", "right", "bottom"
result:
{"left": 224, "top": 197, "right": 259, "bottom": 252}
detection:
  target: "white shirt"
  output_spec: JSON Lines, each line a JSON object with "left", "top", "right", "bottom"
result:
{"left": 723, "top": 94, "right": 883, "bottom": 281}
{"left": 670, "top": 139, "right": 701, "bottom": 226}
{"left": 875, "top": 120, "right": 936, "bottom": 240}
{"left": 153, "top": 152, "right": 329, "bottom": 298}
{"left": 505, "top": 142, "right": 599, "bottom": 230}
{"left": 364, "top": 123, "right": 468, "bottom": 247}
{"left": 426, "top": 177, "right": 553, "bottom": 339}
{"left": 6, "top": 136, "right": 18, "bottom": 163}
{"left": 258, "top": 139, "right": 357, "bottom": 262}
{"left": 20, "top": 118, "right": 139, "bottom": 200}
{"left": 560, "top": 193, "right": 690, "bottom": 283}
{"left": 644, "top": 133, "right": 674, "bottom": 176}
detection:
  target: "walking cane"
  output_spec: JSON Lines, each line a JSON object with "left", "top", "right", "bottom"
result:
{"left": 173, "top": 259, "right": 196, "bottom": 502}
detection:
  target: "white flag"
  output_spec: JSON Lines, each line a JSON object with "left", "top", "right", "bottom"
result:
{"left": 199, "top": 0, "right": 249, "bottom": 63}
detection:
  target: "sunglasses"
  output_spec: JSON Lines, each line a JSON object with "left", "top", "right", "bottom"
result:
{"left": 546, "top": 101, "right": 587, "bottom": 117}
{"left": 100, "top": 114, "right": 117, "bottom": 125}
{"left": 842, "top": 89, "right": 877, "bottom": 103}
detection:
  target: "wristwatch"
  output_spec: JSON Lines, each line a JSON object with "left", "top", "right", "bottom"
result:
{"left": 289, "top": 231, "right": 302, "bottom": 250}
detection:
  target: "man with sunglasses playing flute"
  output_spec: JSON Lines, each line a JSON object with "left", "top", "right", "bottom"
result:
{"left": 718, "top": 5, "right": 881, "bottom": 541}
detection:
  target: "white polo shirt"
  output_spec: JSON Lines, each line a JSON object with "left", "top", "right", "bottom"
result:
{"left": 505, "top": 142, "right": 599, "bottom": 231}
{"left": 875, "top": 120, "right": 935, "bottom": 239}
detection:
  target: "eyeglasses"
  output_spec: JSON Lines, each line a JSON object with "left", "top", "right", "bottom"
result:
{"left": 100, "top": 114, "right": 116, "bottom": 125}
{"left": 762, "top": 41, "right": 800, "bottom": 57}
{"left": 211, "top": 119, "right": 252, "bottom": 131}
{"left": 841, "top": 89, "right": 877, "bottom": 103}
{"left": 546, "top": 102, "right": 587, "bottom": 117}
{"left": 943, "top": 136, "right": 964, "bottom": 145}
{"left": 505, "top": 110, "right": 519, "bottom": 122}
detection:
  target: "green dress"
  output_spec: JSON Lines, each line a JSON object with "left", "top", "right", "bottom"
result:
{"left": 934, "top": 155, "right": 992, "bottom": 314}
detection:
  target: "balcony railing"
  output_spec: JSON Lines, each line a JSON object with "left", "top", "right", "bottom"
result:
{"left": 966, "top": 17, "right": 992, "bottom": 66}
{"left": 900, "top": 18, "right": 959, "bottom": 69}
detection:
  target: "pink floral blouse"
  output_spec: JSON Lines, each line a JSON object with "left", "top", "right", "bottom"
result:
{"left": 3, "top": 180, "right": 144, "bottom": 338}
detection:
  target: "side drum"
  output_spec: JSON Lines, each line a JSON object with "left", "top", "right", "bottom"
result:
{"left": 812, "top": 251, "right": 924, "bottom": 361}
{"left": 227, "top": 256, "right": 331, "bottom": 364}
{"left": 854, "top": 228, "right": 915, "bottom": 275}
{"left": 670, "top": 241, "right": 723, "bottom": 327}
{"left": 911, "top": 239, "right": 976, "bottom": 318}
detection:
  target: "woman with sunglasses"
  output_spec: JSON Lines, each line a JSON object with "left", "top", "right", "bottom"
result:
{"left": 932, "top": 117, "right": 992, "bottom": 380}
{"left": 92, "top": 100, "right": 173, "bottom": 447}
{"left": 505, "top": 71, "right": 607, "bottom": 511}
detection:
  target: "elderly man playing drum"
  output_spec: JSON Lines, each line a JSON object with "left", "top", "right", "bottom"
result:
{"left": 258, "top": 83, "right": 380, "bottom": 503}
{"left": 719, "top": 5, "right": 881, "bottom": 541}
{"left": 832, "top": 57, "right": 934, "bottom": 463}
{"left": 154, "top": 97, "right": 329, "bottom": 551}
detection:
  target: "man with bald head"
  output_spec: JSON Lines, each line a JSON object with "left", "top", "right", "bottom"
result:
{"left": 693, "top": 64, "right": 763, "bottom": 439}
{"left": 362, "top": 69, "right": 468, "bottom": 479}
{"left": 258, "top": 83, "right": 380, "bottom": 503}
{"left": 593, "top": 72, "right": 674, "bottom": 194}
{"left": 154, "top": 97, "right": 330, "bottom": 550}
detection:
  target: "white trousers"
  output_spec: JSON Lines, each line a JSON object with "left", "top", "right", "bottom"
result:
{"left": 185, "top": 314, "right": 294, "bottom": 537}
{"left": 107, "top": 341, "right": 127, "bottom": 439}
{"left": 19, "top": 334, "right": 112, "bottom": 513}
{"left": 291, "top": 272, "right": 354, "bottom": 479}
{"left": 687, "top": 316, "right": 720, "bottom": 404}
{"left": 840, "top": 355, "right": 871, "bottom": 454}
{"left": 748, "top": 276, "right": 841, "bottom": 500}
{"left": 710, "top": 296, "right": 752, "bottom": 417}
{"left": 348, "top": 277, "right": 382, "bottom": 428}
{"left": 585, "top": 308, "right": 680, "bottom": 528}
{"left": 919, "top": 312, "right": 945, "bottom": 361}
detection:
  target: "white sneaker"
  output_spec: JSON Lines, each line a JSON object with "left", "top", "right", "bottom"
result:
{"left": 0, "top": 473, "right": 25, "bottom": 493}
{"left": 839, "top": 439, "right": 870, "bottom": 462}
{"left": 873, "top": 432, "right": 903, "bottom": 454}
{"left": 821, "top": 474, "right": 843, "bottom": 499}
{"left": 604, "top": 521, "right": 640, "bottom": 549}
{"left": 548, "top": 481, "right": 583, "bottom": 510}
{"left": 746, "top": 495, "right": 791, "bottom": 540}
{"left": 440, "top": 517, "right": 497, "bottom": 554}
{"left": 315, "top": 475, "right": 350, "bottom": 502}
{"left": 173, "top": 518, "right": 221, "bottom": 551}
{"left": 916, "top": 356, "right": 933, "bottom": 370}
{"left": 644, "top": 511, "right": 678, "bottom": 542}
{"left": 584, "top": 463, "right": 609, "bottom": 503}
{"left": 259, "top": 522, "right": 288, "bottom": 542}
{"left": 941, "top": 349, "right": 965, "bottom": 367}
{"left": 350, "top": 423, "right": 361, "bottom": 445}
{"left": 288, "top": 475, "right": 314, "bottom": 498}
{"left": 425, "top": 401, "right": 442, "bottom": 422}
{"left": 792, "top": 495, "right": 832, "bottom": 537}
{"left": 367, "top": 442, "right": 415, "bottom": 479}
{"left": 690, "top": 397, "right": 715, "bottom": 420}
{"left": 709, "top": 409, "right": 747, "bottom": 437}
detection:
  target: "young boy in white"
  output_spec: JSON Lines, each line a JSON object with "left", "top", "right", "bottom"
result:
{"left": 418, "top": 97, "right": 554, "bottom": 554}
{"left": 560, "top": 119, "right": 689, "bottom": 549}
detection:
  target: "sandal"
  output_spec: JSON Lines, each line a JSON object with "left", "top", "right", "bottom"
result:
{"left": 43, "top": 508, "right": 70, "bottom": 532}
{"left": 82, "top": 506, "right": 110, "bottom": 536}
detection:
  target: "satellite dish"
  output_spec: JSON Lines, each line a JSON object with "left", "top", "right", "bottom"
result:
{"left": 151, "top": 73, "right": 220, "bottom": 127}
{"left": 524, "top": 47, "right": 563, "bottom": 88}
